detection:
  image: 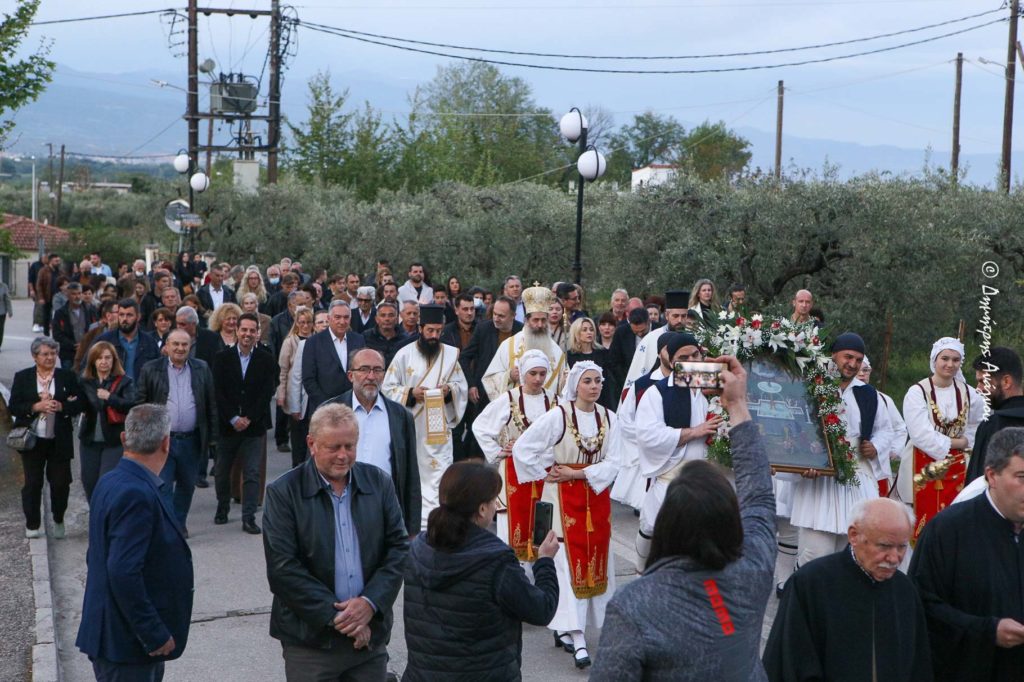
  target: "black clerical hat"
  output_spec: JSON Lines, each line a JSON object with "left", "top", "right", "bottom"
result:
{"left": 665, "top": 290, "right": 690, "bottom": 310}
{"left": 419, "top": 304, "right": 446, "bottom": 326}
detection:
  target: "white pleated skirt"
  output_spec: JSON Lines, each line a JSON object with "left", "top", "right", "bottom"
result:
{"left": 789, "top": 468, "right": 878, "bottom": 535}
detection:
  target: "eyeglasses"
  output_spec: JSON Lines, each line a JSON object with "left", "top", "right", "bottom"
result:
{"left": 352, "top": 366, "right": 386, "bottom": 375}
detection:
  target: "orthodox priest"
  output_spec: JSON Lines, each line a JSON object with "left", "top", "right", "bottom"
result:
{"left": 910, "top": 427, "right": 1024, "bottom": 682}
{"left": 381, "top": 304, "right": 468, "bottom": 530}
{"left": 633, "top": 332, "right": 722, "bottom": 570}
{"left": 622, "top": 289, "right": 690, "bottom": 387}
{"left": 788, "top": 333, "right": 894, "bottom": 570}
{"left": 512, "top": 362, "right": 621, "bottom": 670}
{"left": 472, "top": 349, "right": 556, "bottom": 559}
{"left": 481, "top": 284, "right": 566, "bottom": 402}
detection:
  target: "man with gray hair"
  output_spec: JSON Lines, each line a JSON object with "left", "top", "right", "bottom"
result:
{"left": 302, "top": 299, "right": 366, "bottom": 414}
{"left": 76, "top": 404, "right": 195, "bottom": 681}
{"left": 174, "top": 305, "right": 220, "bottom": 366}
{"left": 910, "top": 427, "right": 1024, "bottom": 681}
{"left": 765, "top": 497, "right": 931, "bottom": 681}
{"left": 53, "top": 281, "right": 97, "bottom": 367}
{"left": 351, "top": 286, "right": 377, "bottom": 334}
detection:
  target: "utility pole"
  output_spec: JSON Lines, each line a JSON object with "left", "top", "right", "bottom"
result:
{"left": 1001, "top": 0, "right": 1019, "bottom": 193}
{"left": 774, "top": 80, "right": 784, "bottom": 180}
{"left": 267, "top": 0, "right": 281, "bottom": 183}
{"left": 187, "top": 0, "right": 200, "bottom": 193}
{"left": 55, "top": 145, "right": 65, "bottom": 227}
{"left": 951, "top": 53, "right": 963, "bottom": 181}
{"left": 45, "top": 142, "right": 54, "bottom": 222}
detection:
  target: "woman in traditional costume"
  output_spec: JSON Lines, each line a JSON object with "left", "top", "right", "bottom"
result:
{"left": 512, "top": 361, "right": 621, "bottom": 670}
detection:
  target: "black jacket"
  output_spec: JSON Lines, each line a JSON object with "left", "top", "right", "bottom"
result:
{"left": 52, "top": 304, "right": 99, "bottom": 364}
{"left": 213, "top": 345, "right": 277, "bottom": 437}
{"left": 363, "top": 327, "right": 409, "bottom": 369}
{"left": 965, "top": 395, "right": 1024, "bottom": 483}
{"left": 301, "top": 329, "right": 365, "bottom": 414}
{"left": 262, "top": 459, "right": 409, "bottom": 650}
{"left": 441, "top": 320, "right": 476, "bottom": 375}
{"left": 269, "top": 310, "right": 294, "bottom": 359}
{"left": 78, "top": 374, "right": 136, "bottom": 446}
{"left": 351, "top": 306, "right": 377, "bottom": 335}
{"left": 191, "top": 328, "right": 221, "bottom": 366}
{"left": 403, "top": 526, "right": 558, "bottom": 681}
{"left": 463, "top": 320, "right": 523, "bottom": 406}
{"left": 95, "top": 329, "right": 162, "bottom": 382}
{"left": 196, "top": 284, "right": 236, "bottom": 312}
{"left": 9, "top": 366, "right": 84, "bottom": 455}
{"left": 326, "top": 390, "right": 421, "bottom": 536}
{"left": 608, "top": 322, "right": 642, "bottom": 395}
{"left": 135, "top": 357, "right": 218, "bottom": 454}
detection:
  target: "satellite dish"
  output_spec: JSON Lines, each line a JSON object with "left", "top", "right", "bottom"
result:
{"left": 164, "top": 198, "right": 190, "bottom": 234}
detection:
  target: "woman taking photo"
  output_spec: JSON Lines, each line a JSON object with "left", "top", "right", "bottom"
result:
{"left": 513, "top": 362, "right": 621, "bottom": 670}
{"left": 566, "top": 317, "right": 615, "bottom": 409}
{"left": 900, "top": 336, "right": 985, "bottom": 540}
{"left": 403, "top": 462, "right": 560, "bottom": 682}
{"left": 10, "top": 337, "right": 84, "bottom": 538}
{"left": 209, "top": 302, "right": 242, "bottom": 349}
{"left": 591, "top": 356, "right": 776, "bottom": 681}
{"left": 77, "top": 341, "right": 134, "bottom": 503}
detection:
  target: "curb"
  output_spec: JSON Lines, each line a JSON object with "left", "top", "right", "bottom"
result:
{"left": 30, "top": 495, "right": 60, "bottom": 682}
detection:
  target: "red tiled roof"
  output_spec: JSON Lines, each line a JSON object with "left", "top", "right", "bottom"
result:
{"left": 1, "top": 214, "right": 71, "bottom": 252}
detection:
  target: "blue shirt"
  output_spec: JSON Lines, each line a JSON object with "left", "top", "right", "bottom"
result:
{"left": 318, "top": 472, "right": 366, "bottom": 605}
{"left": 352, "top": 393, "right": 392, "bottom": 476}
{"left": 238, "top": 346, "right": 252, "bottom": 379}
{"left": 166, "top": 360, "right": 196, "bottom": 433}
{"left": 118, "top": 332, "right": 140, "bottom": 380}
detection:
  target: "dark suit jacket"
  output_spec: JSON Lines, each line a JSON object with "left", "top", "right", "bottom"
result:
{"left": 608, "top": 322, "right": 642, "bottom": 393}
{"left": 301, "top": 329, "right": 366, "bottom": 413}
{"left": 463, "top": 319, "right": 523, "bottom": 405}
{"left": 263, "top": 459, "right": 409, "bottom": 650}
{"left": 269, "top": 310, "right": 294, "bottom": 358}
{"left": 9, "top": 366, "right": 84, "bottom": 455}
{"left": 441, "top": 320, "right": 476, "bottom": 376}
{"left": 52, "top": 304, "right": 99, "bottom": 364}
{"left": 212, "top": 346, "right": 277, "bottom": 437}
{"left": 135, "top": 358, "right": 218, "bottom": 454}
{"left": 75, "top": 458, "right": 194, "bottom": 664}
{"left": 192, "top": 328, "right": 221, "bottom": 366}
{"left": 351, "top": 307, "right": 377, "bottom": 335}
{"left": 196, "top": 284, "right": 236, "bottom": 312}
{"left": 96, "top": 329, "right": 161, "bottom": 382}
{"left": 327, "top": 390, "right": 421, "bottom": 536}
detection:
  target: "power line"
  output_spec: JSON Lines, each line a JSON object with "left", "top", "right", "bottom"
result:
{"left": 302, "top": 7, "right": 1002, "bottom": 61}
{"left": 30, "top": 9, "right": 176, "bottom": 26}
{"left": 120, "top": 114, "right": 187, "bottom": 157}
{"left": 301, "top": 17, "right": 1007, "bottom": 75}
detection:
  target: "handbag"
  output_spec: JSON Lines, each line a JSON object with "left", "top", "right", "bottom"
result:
{"left": 104, "top": 376, "right": 127, "bottom": 425}
{"left": 7, "top": 416, "right": 40, "bottom": 451}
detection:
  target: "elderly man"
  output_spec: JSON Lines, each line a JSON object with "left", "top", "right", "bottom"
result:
{"left": 381, "top": 305, "right": 468, "bottom": 530}
{"left": 52, "top": 282, "right": 98, "bottom": 368}
{"left": 136, "top": 330, "right": 217, "bottom": 533}
{"left": 302, "top": 300, "right": 367, "bottom": 414}
{"left": 764, "top": 498, "right": 932, "bottom": 681}
{"left": 910, "top": 427, "right": 1024, "bottom": 681}
{"left": 481, "top": 285, "right": 566, "bottom": 402}
{"left": 608, "top": 288, "right": 629, "bottom": 323}
{"left": 262, "top": 403, "right": 409, "bottom": 681}
{"left": 350, "top": 286, "right": 377, "bottom": 334}
{"left": 197, "top": 264, "right": 236, "bottom": 312}
{"left": 76, "top": 404, "right": 194, "bottom": 682}
{"left": 325, "top": 348, "right": 421, "bottom": 536}
{"left": 175, "top": 305, "right": 220, "bottom": 366}
{"left": 398, "top": 301, "right": 420, "bottom": 339}
{"left": 502, "top": 275, "right": 526, "bottom": 322}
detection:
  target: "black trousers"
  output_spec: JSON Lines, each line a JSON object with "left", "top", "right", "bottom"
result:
{"left": 274, "top": 405, "right": 290, "bottom": 446}
{"left": 215, "top": 433, "right": 262, "bottom": 522}
{"left": 0, "top": 313, "right": 7, "bottom": 349}
{"left": 21, "top": 437, "right": 72, "bottom": 529}
{"left": 289, "top": 415, "right": 310, "bottom": 468}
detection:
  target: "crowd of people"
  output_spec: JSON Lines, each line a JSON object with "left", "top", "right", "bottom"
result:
{"left": 9, "top": 250, "right": 1024, "bottom": 681}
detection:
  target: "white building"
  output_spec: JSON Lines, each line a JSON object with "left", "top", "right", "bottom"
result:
{"left": 631, "top": 164, "right": 679, "bottom": 192}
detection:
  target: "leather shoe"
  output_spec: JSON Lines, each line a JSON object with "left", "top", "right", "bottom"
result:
{"left": 242, "top": 520, "right": 262, "bottom": 535}
{"left": 214, "top": 512, "right": 228, "bottom": 525}
{"left": 195, "top": 478, "right": 209, "bottom": 488}
{"left": 573, "top": 647, "right": 591, "bottom": 669}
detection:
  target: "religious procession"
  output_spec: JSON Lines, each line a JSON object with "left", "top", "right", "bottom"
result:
{"left": 11, "top": 251, "right": 1023, "bottom": 682}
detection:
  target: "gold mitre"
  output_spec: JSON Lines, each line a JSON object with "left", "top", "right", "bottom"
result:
{"left": 522, "top": 285, "right": 554, "bottom": 315}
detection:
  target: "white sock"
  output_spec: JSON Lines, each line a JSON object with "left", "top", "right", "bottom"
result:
{"left": 570, "top": 631, "right": 587, "bottom": 654}
{"left": 635, "top": 530, "right": 652, "bottom": 573}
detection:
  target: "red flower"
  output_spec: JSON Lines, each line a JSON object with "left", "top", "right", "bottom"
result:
{"left": 771, "top": 321, "right": 781, "bottom": 330}
{"left": 751, "top": 319, "right": 762, "bottom": 330}
{"left": 811, "top": 336, "right": 820, "bottom": 345}
{"left": 846, "top": 453, "right": 855, "bottom": 461}
{"left": 825, "top": 414, "right": 840, "bottom": 426}
{"left": 814, "top": 375, "right": 824, "bottom": 385}
{"left": 736, "top": 316, "right": 746, "bottom": 327}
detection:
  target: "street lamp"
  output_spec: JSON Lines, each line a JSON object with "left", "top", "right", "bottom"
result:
{"left": 560, "top": 108, "right": 607, "bottom": 285}
{"left": 172, "top": 150, "right": 209, "bottom": 252}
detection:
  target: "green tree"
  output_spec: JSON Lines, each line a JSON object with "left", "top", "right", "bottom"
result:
{"left": 606, "top": 111, "right": 686, "bottom": 185}
{"left": 344, "top": 103, "right": 396, "bottom": 201}
{"left": 675, "top": 120, "right": 751, "bottom": 181}
{"left": 284, "top": 70, "right": 353, "bottom": 186}
{"left": 0, "top": 1, "right": 54, "bottom": 147}
{"left": 398, "top": 63, "right": 564, "bottom": 186}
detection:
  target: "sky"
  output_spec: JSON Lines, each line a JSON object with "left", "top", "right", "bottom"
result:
{"left": 12, "top": 0, "right": 1020, "bottom": 160}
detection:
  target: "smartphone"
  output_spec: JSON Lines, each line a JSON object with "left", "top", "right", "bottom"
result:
{"left": 674, "top": 361, "right": 723, "bottom": 390}
{"left": 533, "top": 500, "right": 553, "bottom": 547}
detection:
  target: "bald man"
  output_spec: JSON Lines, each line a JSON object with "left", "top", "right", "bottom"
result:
{"left": 764, "top": 498, "right": 932, "bottom": 681}
{"left": 790, "top": 289, "right": 814, "bottom": 324}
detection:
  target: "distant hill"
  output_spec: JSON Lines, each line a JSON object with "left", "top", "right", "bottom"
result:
{"left": 6, "top": 64, "right": 1019, "bottom": 187}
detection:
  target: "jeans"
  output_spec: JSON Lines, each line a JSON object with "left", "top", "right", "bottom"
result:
{"left": 20, "top": 437, "right": 71, "bottom": 530}
{"left": 79, "top": 440, "right": 124, "bottom": 504}
{"left": 158, "top": 431, "right": 200, "bottom": 527}
{"left": 215, "top": 433, "right": 262, "bottom": 521}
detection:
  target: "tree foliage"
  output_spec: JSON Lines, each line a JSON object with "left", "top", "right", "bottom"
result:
{"left": 676, "top": 120, "right": 752, "bottom": 181}
{"left": 606, "top": 111, "right": 686, "bottom": 185}
{"left": 0, "top": 1, "right": 54, "bottom": 147}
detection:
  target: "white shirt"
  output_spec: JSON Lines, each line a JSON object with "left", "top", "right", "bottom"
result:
{"left": 903, "top": 380, "right": 985, "bottom": 460}
{"left": 635, "top": 382, "right": 710, "bottom": 478}
{"left": 209, "top": 286, "right": 225, "bottom": 310}
{"left": 352, "top": 393, "right": 392, "bottom": 476}
{"left": 332, "top": 332, "right": 348, "bottom": 371}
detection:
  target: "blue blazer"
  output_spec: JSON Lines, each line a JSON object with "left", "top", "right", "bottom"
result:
{"left": 300, "top": 328, "right": 365, "bottom": 414}
{"left": 75, "top": 458, "right": 194, "bottom": 664}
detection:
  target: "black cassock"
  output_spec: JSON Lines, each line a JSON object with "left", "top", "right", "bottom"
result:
{"left": 964, "top": 395, "right": 1024, "bottom": 484}
{"left": 910, "top": 493, "right": 1024, "bottom": 682}
{"left": 763, "top": 547, "right": 932, "bottom": 682}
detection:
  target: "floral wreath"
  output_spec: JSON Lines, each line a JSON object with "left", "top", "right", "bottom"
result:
{"left": 692, "top": 312, "right": 859, "bottom": 486}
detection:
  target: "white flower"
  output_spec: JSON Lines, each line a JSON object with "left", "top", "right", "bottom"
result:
{"left": 718, "top": 310, "right": 728, "bottom": 320}
{"left": 752, "top": 314, "right": 763, "bottom": 323}
{"left": 742, "top": 327, "right": 760, "bottom": 349}
{"left": 788, "top": 331, "right": 807, "bottom": 351}
{"left": 769, "top": 331, "right": 788, "bottom": 351}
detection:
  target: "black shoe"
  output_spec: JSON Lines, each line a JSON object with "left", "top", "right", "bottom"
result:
{"left": 776, "top": 581, "right": 786, "bottom": 599}
{"left": 553, "top": 631, "right": 573, "bottom": 653}
{"left": 573, "top": 647, "right": 591, "bottom": 669}
{"left": 385, "top": 673, "right": 399, "bottom": 682}
{"left": 195, "top": 478, "right": 209, "bottom": 488}
{"left": 214, "top": 510, "right": 228, "bottom": 525}
{"left": 277, "top": 443, "right": 291, "bottom": 453}
{"left": 242, "top": 520, "right": 262, "bottom": 535}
